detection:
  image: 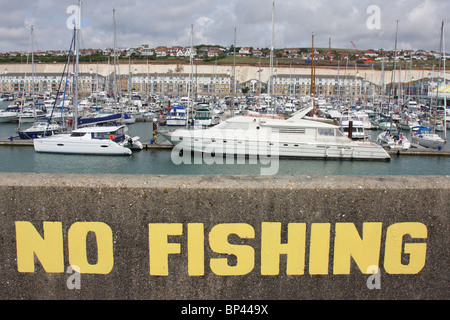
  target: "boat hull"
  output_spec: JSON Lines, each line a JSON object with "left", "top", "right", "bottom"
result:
{"left": 18, "top": 128, "right": 61, "bottom": 140}
{"left": 0, "top": 116, "right": 17, "bottom": 123}
{"left": 411, "top": 135, "right": 446, "bottom": 149}
{"left": 34, "top": 135, "right": 132, "bottom": 155}
{"left": 161, "top": 132, "right": 390, "bottom": 161}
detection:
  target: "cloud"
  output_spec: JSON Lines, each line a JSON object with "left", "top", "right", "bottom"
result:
{"left": 0, "top": 0, "right": 447, "bottom": 53}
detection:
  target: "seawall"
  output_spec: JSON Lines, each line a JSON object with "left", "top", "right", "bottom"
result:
{"left": 0, "top": 173, "right": 448, "bottom": 300}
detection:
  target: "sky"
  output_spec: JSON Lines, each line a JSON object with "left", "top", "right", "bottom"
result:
{"left": 0, "top": 0, "right": 448, "bottom": 53}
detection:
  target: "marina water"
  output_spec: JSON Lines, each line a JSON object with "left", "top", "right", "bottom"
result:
{"left": 0, "top": 101, "right": 448, "bottom": 176}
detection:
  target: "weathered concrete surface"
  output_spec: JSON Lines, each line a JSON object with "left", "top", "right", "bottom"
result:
{"left": 0, "top": 173, "right": 448, "bottom": 300}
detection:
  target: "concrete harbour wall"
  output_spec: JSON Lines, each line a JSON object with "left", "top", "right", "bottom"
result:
{"left": 3, "top": 62, "right": 449, "bottom": 84}
{"left": 0, "top": 173, "right": 448, "bottom": 300}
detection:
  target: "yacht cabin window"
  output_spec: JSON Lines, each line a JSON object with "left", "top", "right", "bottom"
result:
{"left": 92, "top": 128, "right": 125, "bottom": 140}
{"left": 317, "top": 128, "right": 335, "bottom": 136}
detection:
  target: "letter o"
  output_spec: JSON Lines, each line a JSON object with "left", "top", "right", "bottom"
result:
{"left": 68, "top": 222, "right": 114, "bottom": 274}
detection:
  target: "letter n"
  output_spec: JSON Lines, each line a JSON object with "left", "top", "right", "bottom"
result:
{"left": 333, "top": 222, "right": 382, "bottom": 274}
{"left": 15, "top": 221, "right": 64, "bottom": 273}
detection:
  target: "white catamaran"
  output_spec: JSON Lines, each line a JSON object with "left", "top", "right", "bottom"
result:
{"left": 34, "top": 125, "right": 133, "bottom": 155}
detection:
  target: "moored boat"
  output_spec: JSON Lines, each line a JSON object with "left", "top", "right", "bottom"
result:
{"left": 34, "top": 125, "right": 132, "bottom": 155}
{"left": 410, "top": 126, "right": 447, "bottom": 150}
{"left": 166, "top": 105, "right": 188, "bottom": 126}
{"left": 376, "top": 130, "right": 411, "bottom": 151}
{"left": 17, "top": 118, "right": 62, "bottom": 139}
{"left": 193, "top": 106, "right": 220, "bottom": 127}
{"left": 0, "top": 105, "right": 21, "bottom": 123}
{"left": 161, "top": 106, "right": 390, "bottom": 161}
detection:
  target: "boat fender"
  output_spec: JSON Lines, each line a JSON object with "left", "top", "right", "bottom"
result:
{"left": 109, "top": 134, "right": 115, "bottom": 140}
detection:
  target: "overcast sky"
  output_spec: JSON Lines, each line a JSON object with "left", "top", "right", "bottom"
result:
{"left": 0, "top": 0, "right": 448, "bottom": 53}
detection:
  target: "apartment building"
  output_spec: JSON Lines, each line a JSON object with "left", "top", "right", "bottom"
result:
{"left": 271, "top": 74, "right": 367, "bottom": 98}
{"left": 112, "top": 73, "right": 232, "bottom": 98}
{"left": 1, "top": 68, "right": 378, "bottom": 100}
{"left": 0, "top": 72, "right": 104, "bottom": 97}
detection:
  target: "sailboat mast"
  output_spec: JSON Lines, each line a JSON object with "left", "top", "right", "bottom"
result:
{"left": 392, "top": 20, "right": 399, "bottom": 102}
{"left": 269, "top": 1, "right": 274, "bottom": 114}
{"left": 113, "top": 8, "right": 118, "bottom": 103}
{"left": 31, "top": 26, "right": 36, "bottom": 119}
{"left": 337, "top": 60, "right": 341, "bottom": 101}
{"left": 387, "top": 20, "right": 399, "bottom": 116}
{"left": 443, "top": 21, "right": 447, "bottom": 139}
{"left": 311, "top": 32, "right": 316, "bottom": 113}
{"left": 435, "top": 20, "right": 444, "bottom": 135}
{"left": 73, "top": 0, "right": 81, "bottom": 130}
{"left": 186, "top": 24, "right": 193, "bottom": 129}
{"left": 231, "top": 27, "right": 236, "bottom": 117}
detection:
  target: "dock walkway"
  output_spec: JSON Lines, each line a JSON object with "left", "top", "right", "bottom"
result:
{"left": 0, "top": 137, "right": 173, "bottom": 150}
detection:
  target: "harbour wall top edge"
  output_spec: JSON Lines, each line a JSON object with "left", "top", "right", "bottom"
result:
{"left": 0, "top": 172, "right": 448, "bottom": 190}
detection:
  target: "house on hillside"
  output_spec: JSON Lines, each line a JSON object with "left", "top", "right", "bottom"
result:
{"left": 155, "top": 46, "right": 167, "bottom": 57}
{"left": 252, "top": 49, "right": 263, "bottom": 57}
{"left": 239, "top": 47, "right": 251, "bottom": 55}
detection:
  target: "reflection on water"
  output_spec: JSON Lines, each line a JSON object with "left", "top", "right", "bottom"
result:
{"left": 0, "top": 103, "right": 449, "bottom": 176}
{"left": 0, "top": 138, "right": 448, "bottom": 176}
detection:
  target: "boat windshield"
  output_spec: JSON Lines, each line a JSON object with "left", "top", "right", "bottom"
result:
{"left": 195, "top": 111, "right": 211, "bottom": 119}
{"left": 317, "top": 128, "right": 335, "bottom": 136}
{"left": 70, "top": 132, "right": 87, "bottom": 137}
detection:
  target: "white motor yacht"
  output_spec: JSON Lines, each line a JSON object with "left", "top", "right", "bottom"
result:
{"left": 18, "top": 108, "right": 46, "bottom": 123}
{"left": 0, "top": 105, "right": 21, "bottom": 122}
{"left": 160, "top": 107, "right": 390, "bottom": 161}
{"left": 166, "top": 105, "right": 188, "bottom": 126}
{"left": 194, "top": 106, "right": 220, "bottom": 127}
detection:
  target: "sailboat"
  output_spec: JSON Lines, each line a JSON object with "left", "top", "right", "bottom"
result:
{"left": 16, "top": 26, "right": 59, "bottom": 138}
{"left": 18, "top": 118, "right": 61, "bottom": 139}
{"left": 376, "top": 129, "right": 411, "bottom": 150}
{"left": 34, "top": 2, "right": 137, "bottom": 155}
{"left": 411, "top": 21, "right": 447, "bottom": 150}
{"left": 376, "top": 21, "right": 405, "bottom": 141}
{"left": 411, "top": 126, "right": 446, "bottom": 149}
